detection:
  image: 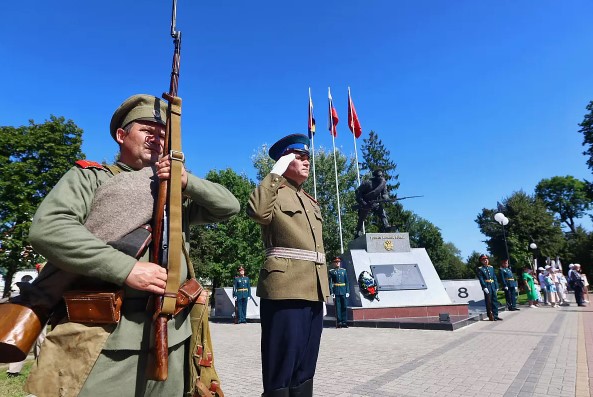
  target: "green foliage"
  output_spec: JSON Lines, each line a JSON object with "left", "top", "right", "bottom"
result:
{"left": 189, "top": 169, "right": 263, "bottom": 291}
{"left": 578, "top": 100, "right": 593, "bottom": 174}
{"left": 360, "top": 130, "right": 400, "bottom": 194}
{"left": 0, "top": 116, "right": 84, "bottom": 296}
{"left": 535, "top": 175, "right": 592, "bottom": 233}
{"left": 0, "top": 361, "right": 33, "bottom": 397}
{"left": 475, "top": 191, "right": 565, "bottom": 270}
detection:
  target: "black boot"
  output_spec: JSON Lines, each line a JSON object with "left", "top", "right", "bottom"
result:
{"left": 289, "top": 378, "right": 313, "bottom": 397}
{"left": 262, "top": 387, "right": 290, "bottom": 397}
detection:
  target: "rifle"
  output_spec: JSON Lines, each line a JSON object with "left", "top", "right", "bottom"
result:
{"left": 249, "top": 296, "right": 259, "bottom": 307}
{"left": 353, "top": 195, "right": 423, "bottom": 210}
{"left": 149, "top": 0, "right": 183, "bottom": 381}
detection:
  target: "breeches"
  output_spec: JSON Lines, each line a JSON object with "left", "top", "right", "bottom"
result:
{"left": 260, "top": 299, "right": 323, "bottom": 392}
{"left": 79, "top": 340, "right": 187, "bottom": 397}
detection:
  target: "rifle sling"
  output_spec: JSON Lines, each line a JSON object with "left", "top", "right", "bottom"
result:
{"left": 162, "top": 96, "right": 183, "bottom": 315}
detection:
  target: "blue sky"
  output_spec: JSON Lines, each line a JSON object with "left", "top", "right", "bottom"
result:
{"left": 2, "top": 1, "right": 593, "bottom": 259}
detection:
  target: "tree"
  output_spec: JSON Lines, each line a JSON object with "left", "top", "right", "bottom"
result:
{"left": 189, "top": 169, "right": 263, "bottom": 294}
{"left": 535, "top": 175, "right": 592, "bottom": 234}
{"left": 578, "top": 100, "right": 593, "bottom": 174}
{"left": 0, "top": 116, "right": 85, "bottom": 296}
{"left": 359, "top": 130, "right": 400, "bottom": 194}
{"left": 475, "top": 191, "right": 565, "bottom": 270}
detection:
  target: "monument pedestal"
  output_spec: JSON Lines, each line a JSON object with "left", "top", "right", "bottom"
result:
{"left": 326, "top": 233, "right": 475, "bottom": 330}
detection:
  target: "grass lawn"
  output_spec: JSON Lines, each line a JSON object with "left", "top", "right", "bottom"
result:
{"left": 0, "top": 361, "right": 33, "bottom": 397}
{"left": 497, "top": 290, "right": 531, "bottom": 306}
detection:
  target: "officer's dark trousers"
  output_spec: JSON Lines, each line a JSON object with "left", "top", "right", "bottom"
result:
{"left": 260, "top": 299, "right": 323, "bottom": 393}
{"left": 335, "top": 294, "right": 347, "bottom": 325}
{"left": 237, "top": 297, "right": 248, "bottom": 323}
{"left": 504, "top": 286, "right": 517, "bottom": 309}
{"left": 574, "top": 284, "right": 584, "bottom": 305}
{"left": 483, "top": 285, "right": 499, "bottom": 318}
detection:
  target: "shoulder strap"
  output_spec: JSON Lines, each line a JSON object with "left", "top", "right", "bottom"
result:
{"left": 75, "top": 160, "right": 105, "bottom": 170}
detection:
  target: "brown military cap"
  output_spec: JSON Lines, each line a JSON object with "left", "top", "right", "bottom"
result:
{"left": 109, "top": 94, "right": 168, "bottom": 141}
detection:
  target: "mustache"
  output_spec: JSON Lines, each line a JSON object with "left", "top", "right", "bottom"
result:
{"left": 144, "top": 136, "right": 163, "bottom": 152}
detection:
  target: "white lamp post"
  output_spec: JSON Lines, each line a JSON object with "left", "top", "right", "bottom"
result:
{"left": 494, "top": 212, "right": 510, "bottom": 262}
{"left": 529, "top": 243, "right": 538, "bottom": 271}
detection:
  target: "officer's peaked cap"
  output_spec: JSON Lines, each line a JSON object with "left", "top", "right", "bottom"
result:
{"left": 269, "top": 134, "right": 310, "bottom": 161}
{"left": 238, "top": 265, "right": 245, "bottom": 271}
{"left": 479, "top": 254, "right": 489, "bottom": 260}
{"left": 332, "top": 257, "right": 342, "bottom": 263}
{"left": 110, "top": 94, "right": 168, "bottom": 141}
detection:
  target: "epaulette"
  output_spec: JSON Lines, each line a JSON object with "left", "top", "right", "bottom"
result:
{"left": 75, "top": 160, "right": 105, "bottom": 170}
{"left": 303, "top": 190, "right": 318, "bottom": 203}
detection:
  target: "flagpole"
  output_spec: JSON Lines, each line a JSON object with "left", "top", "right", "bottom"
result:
{"left": 348, "top": 86, "right": 364, "bottom": 235}
{"left": 329, "top": 87, "right": 344, "bottom": 253}
{"left": 309, "top": 87, "right": 317, "bottom": 200}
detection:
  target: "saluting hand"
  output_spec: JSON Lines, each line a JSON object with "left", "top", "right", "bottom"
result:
{"left": 156, "top": 154, "right": 188, "bottom": 190}
{"left": 125, "top": 261, "right": 168, "bottom": 294}
{"left": 270, "top": 153, "right": 296, "bottom": 176}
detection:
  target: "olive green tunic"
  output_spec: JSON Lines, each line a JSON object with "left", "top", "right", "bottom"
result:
{"left": 25, "top": 162, "right": 240, "bottom": 397}
{"left": 247, "top": 173, "right": 329, "bottom": 302}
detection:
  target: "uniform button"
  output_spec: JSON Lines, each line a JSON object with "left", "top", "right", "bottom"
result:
{"left": 317, "top": 265, "right": 321, "bottom": 269}
{"left": 271, "top": 183, "right": 276, "bottom": 187}
{"left": 312, "top": 226, "right": 315, "bottom": 230}
{"left": 274, "top": 177, "right": 279, "bottom": 182}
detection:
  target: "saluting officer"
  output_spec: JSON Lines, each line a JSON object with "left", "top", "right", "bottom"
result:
{"left": 248, "top": 133, "right": 329, "bottom": 397}
{"left": 499, "top": 259, "right": 520, "bottom": 311}
{"left": 329, "top": 257, "right": 350, "bottom": 328}
{"left": 233, "top": 266, "right": 252, "bottom": 324}
{"left": 477, "top": 254, "right": 502, "bottom": 321}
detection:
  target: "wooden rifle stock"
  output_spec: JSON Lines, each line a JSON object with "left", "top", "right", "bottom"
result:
{"left": 147, "top": 0, "right": 182, "bottom": 381}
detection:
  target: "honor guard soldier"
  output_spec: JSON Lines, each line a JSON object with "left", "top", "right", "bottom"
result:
{"left": 24, "top": 94, "right": 240, "bottom": 397}
{"left": 233, "top": 266, "right": 252, "bottom": 324}
{"left": 329, "top": 257, "right": 350, "bottom": 328}
{"left": 499, "top": 259, "right": 520, "bottom": 311}
{"left": 477, "top": 254, "right": 502, "bottom": 321}
{"left": 248, "top": 133, "right": 329, "bottom": 397}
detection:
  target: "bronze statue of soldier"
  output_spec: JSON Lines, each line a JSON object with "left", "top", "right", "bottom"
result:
{"left": 354, "top": 169, "right": 391, "bottom": 238}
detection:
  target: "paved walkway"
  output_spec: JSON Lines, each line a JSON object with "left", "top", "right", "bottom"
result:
{"left": 211, "top": 304, "right": 593, "bottom": 397}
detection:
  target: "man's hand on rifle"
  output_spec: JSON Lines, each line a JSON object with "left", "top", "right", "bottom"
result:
{"left": 483, "top": 287, "right": 489, "bottom": 294}
{"left": 125, "top": 261, "right": 168, "bottom": 294}
{"left": 157, "top": 154, "right": 188, "bottom": 190}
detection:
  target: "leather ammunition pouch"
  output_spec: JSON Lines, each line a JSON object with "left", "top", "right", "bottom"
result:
{"left": 0, "top": 225, "right": 150, "bottom": 363}
{"left": 63, "top": 290, "right": 124, "bottom": 324}
{"left": 0, "top": 303, "right": 45, "bottom": 363}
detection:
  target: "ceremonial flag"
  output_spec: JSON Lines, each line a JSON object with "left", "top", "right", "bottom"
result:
{"left": 328, "top": 87, "right": 339, "bottom": 137}
{"left": 347, "top": 88, "right": 362, "bottom": 138}
{"left": 308, "top": 88, "right": 316, "bottom": 139}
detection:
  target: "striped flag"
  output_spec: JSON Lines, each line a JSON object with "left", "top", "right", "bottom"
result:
{"left": 347, "top": 88, "right": 362, "bottom": 138}
{"left": 328, "top": 87, "right": 339, "bottom": 137}
{"left": 308, "top": 88, "right": 316, "bottom": 139}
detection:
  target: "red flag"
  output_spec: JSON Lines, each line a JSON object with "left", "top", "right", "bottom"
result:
{"left": 348, "top": 89, "right": 362, "bottom": 138}
{"left": 328, "top": 88, "right": 339, "bottom": 137}
{"left": 308, "top": 89, "right": 316, "bottom": 139}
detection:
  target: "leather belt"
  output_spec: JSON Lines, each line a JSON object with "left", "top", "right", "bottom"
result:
{"left": 485, "top": 279, "right": 493, "bottom": 283}
{"left": 506, "top": 278, "right": 515, "bottom": 281}
{"left": 334, "top": 283, "right": 345, "bottom": 286}
{"left": 265, "top": 247, "right": 326, "bottom": 264}
{"left": 237, "top": 288, "right": 248, "bottom": 291}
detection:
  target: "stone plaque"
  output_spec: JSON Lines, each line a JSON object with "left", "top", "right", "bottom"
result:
{"left": 371, "top": 264, "right": 427, "bottom": 291}
{"left": 365, "top": 233, "right": 411, "bottom": 253}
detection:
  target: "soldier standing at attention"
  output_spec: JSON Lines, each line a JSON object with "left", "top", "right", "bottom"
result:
{"left": 499, "top": 259, "right": 520, "bottom": 311}
{"left": 329, "top": 257, "right": 350, "bottom": 328}
{"left": 233, "top": 265, "right": 252, "bottom": 324}
{"left": 248, "top": 133, "right": 329, "bottom": 397}
{"left": 477, "top": 254, "right": 502, "bottom": 321}
{"left": 25, "top": 94, "right": 240, "bottom": 397}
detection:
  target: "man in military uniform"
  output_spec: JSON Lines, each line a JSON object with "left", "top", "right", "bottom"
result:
{"left": 477, "top": 254, "right": 502, "bottom": 321}
{"left": 248, "top": 133, "right": 328, "bottom": 397}
{"left": 499, "top": 259, "right": 520, "bottom": 311}
{"left": 329, "top": 257, "right": 349, "bottom": 328}
{"left": 25, "top": 94, "right": 240, "bottom": 397}
{"left": 354, "top": 169, "right": 391, "bottom": 238}
{"left": 233, "top": 265, "right": 252, "bottom": 324}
